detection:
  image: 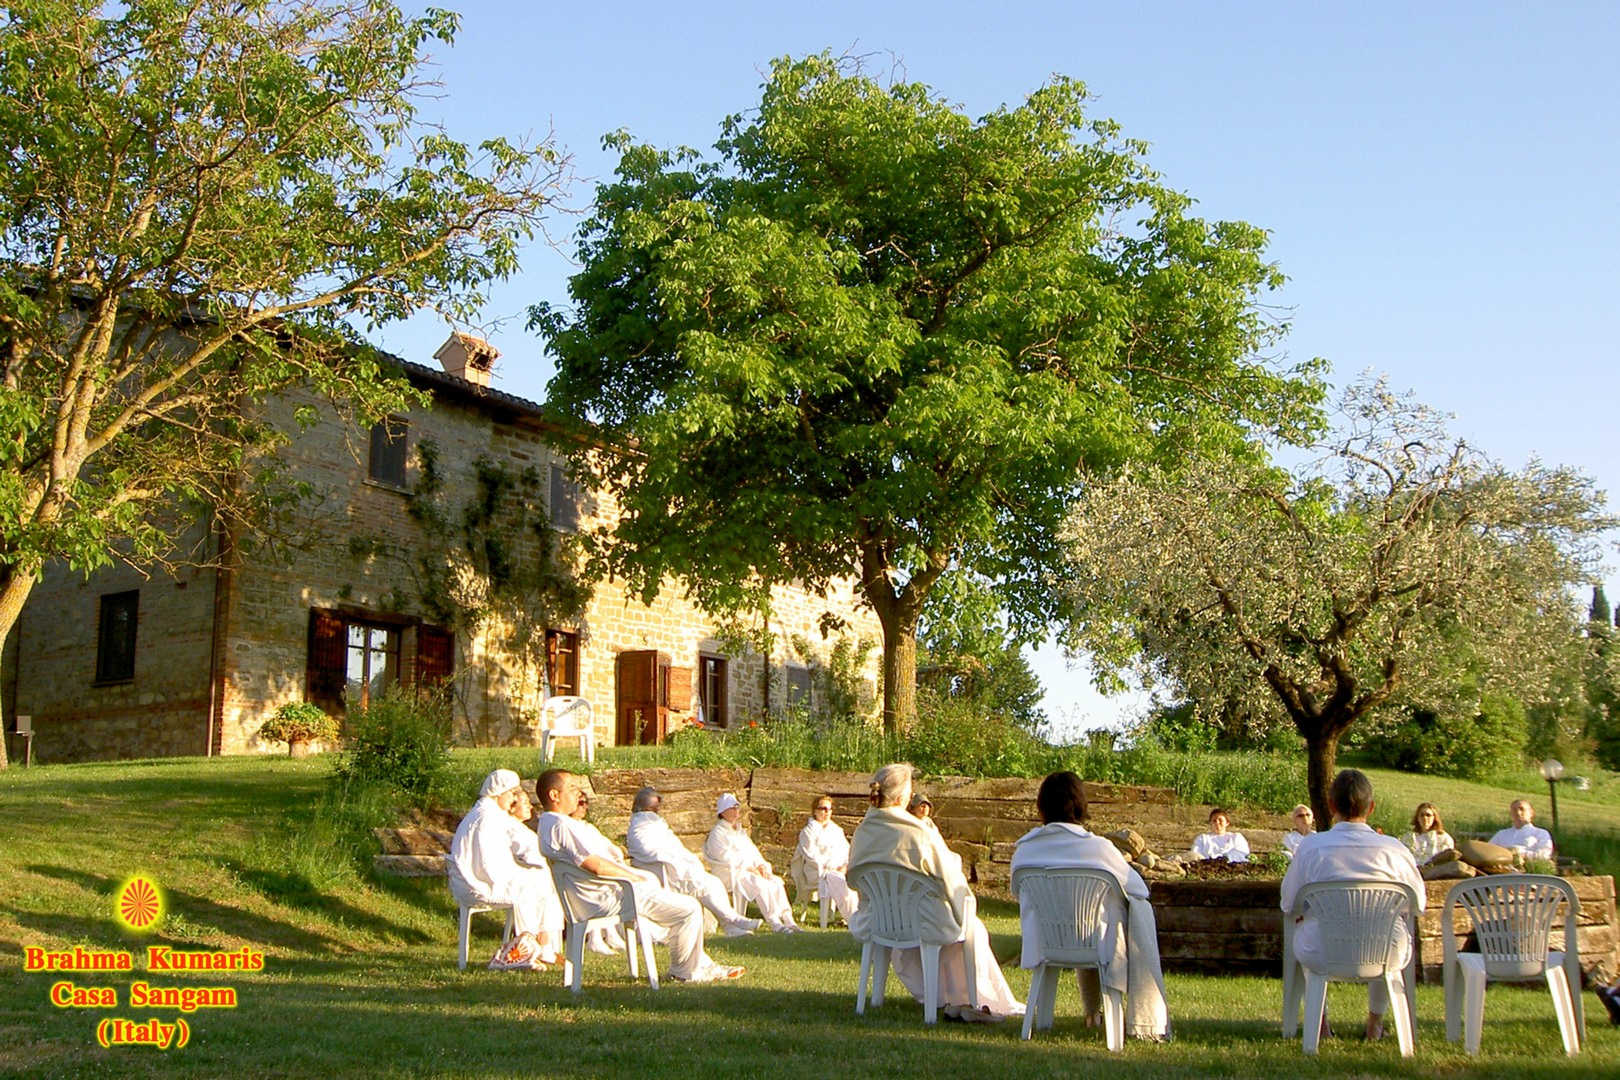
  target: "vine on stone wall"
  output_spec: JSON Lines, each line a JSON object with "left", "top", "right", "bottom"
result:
{"left": 352, "top": 438, "right": 592, "bottom": 740}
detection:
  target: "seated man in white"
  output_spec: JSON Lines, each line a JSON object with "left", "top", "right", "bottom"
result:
{"left": 1191, "top": 807, "right": 1250, "bottom": 862}
{"left": 534, "top": 768, "right": 743, "bottom": 983}
{"left": 1280, "top": 768, "right": 1425, "bottom": 1042}
{"left": 627, "top": 786, "right": 760, "bottom": 936}
{"left": 704, "top": 793, "right": 800, "bottom": 933}
{"left": 447, "top": 768, "right": 563, "bottom": 970}
{"left": 849, "top": 763, "right": 1023, "bottom": 1021}
{"left": 1282, "top": 804, "right": 1314, "bottom": 859}
{"left": 790, "top": 794, "right": 858, "bottom": 922}
{"left": 1011, "top": 770, "right": 1169, "bottom": 1039}
{"left": 1489, "top": 798, "right": 1555, "bottom": 861}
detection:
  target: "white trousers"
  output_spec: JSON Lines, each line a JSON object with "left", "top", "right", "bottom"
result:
{"left": 490, "top": 868, "right": 563, "bottom": 942}
{"left": 819, "top": 870, "right": 859, "bottom": 920}
{"left": 887, "top": 916, "right": 1022, "bottom": 1017}
{"left": 735, "top": 869, "right": 796, "bottom": 928}
{"left": 672, "top": 869, "right": 753, "bottom": 930}
{"left": 628, "top": 884, "right": 710, "bottom": 979}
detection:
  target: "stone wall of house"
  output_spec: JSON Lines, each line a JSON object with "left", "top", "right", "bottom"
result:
{"left": 8, "top": 531, "right": 220, "bottom": 762}
{"left": 6, "top": 365, "right": 882, "bottom": 762}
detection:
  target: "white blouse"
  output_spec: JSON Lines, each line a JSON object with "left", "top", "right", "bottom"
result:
{"left": 1406, "top": 829, "right": 1455, "bottom": 866}
{"left": 1191, "top": 831, "right": 1250, "bottom": 863}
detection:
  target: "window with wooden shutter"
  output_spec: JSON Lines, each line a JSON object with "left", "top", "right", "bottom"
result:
{"left": 95, "top": 590, "right": 139, "bottom": 684}
{"left": 668, "top": 665, "right": 692, "bottom": 714}
{"left": 545, "top": 628, "right": 579, "bottom": 697}
{"left": 698, "top": 654, "right": 728, "bottom": 728}
{"left": 306, "top": 609, "right": 347, "bottom": 715}
{"left": 415, "top": 625, "right": 455, "bottom": 688}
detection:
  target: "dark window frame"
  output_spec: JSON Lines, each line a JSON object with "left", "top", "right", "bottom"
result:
{"left": 94, "top": 590, "right": 140, "bottom": 684}
{"left": 367, "top": 416, "right": 409, "bottom": 488}
{"left": 698, "top": 653, "right": 729, "bottom": 728}
{"left": 549, "top": 463, "right": 580, "bottom": 533}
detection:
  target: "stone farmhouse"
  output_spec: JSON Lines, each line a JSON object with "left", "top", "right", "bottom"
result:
{"left": 1, "top": 334, "right": 881, "bottom": 763}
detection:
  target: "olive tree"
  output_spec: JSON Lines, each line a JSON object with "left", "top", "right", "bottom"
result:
{"left": 1062, "top": 380, "right": 1611, "bottom": 824}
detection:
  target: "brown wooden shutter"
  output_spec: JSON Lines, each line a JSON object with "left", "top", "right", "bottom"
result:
{"left": 415, "top": 625, "right": 455, "bottom": 687}
{"left": 668, "top": 665, "right": 693, "bottom": 711}
{"left": 306, "top": 609, "right": 347, "bottom": 714}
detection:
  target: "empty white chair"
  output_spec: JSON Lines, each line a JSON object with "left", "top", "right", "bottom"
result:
{"left": 847, "top": 863, "right": 978, "bottom": 1025}
{"left": 456, "top": 900, "right": 514, "bottom": 971}
{"left": 548, "top": 859, "right": 659, "bottom": 993}
{"left": 1281, "top": 880, "right": 1419, "bottom": 1057}
{"left": 1011, "top": 867, "right": 1127, "bottom": 1048}
{"left": 1443, "top": 874, "right": 1584, "bottom": 1056}
{"left": 538, "top": 695, "right": 595, "bottom": 765}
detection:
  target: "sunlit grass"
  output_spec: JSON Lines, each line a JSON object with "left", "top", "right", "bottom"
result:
{"left": 1, "top": 754, "right": 1616, "bottom": 1078}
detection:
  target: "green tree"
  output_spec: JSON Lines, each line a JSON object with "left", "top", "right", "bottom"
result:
{"left": 0, "top": 0, "right": 565, "bottom": 766}
{"left": 917, "top": 571, "right": 1046, "bottom": 732}
{"left": 1061, "top": 380, "right": 1611, "bottom": 824}
{"left": 535, "top": 54, "right": 1320, "bottom": 731}
{"left": 1590, "top": 584, "right": 1612, "bottom": 629}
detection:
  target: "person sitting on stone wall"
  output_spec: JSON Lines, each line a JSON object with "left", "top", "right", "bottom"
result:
{"left": 1489, "top": 798, "right": 1555, "bottom": 861}
{"left": 1190, "top": 808, "right": 1250, "bottom": 863}
{"left": 849, "top": 762, "right": 1023, "bottom": 1021}
{"left": 535, "top": 768, "right": 743, "bottom": 983}
{"left": 791, "top": 794, "right": 859, "bottom": 923}
{"left": 703, "top": 793, "right": 800, "bottom": 933}
{"left": 627, "top": 786, "right": 761, "bottom": 937}
{"left": 447, "top": 768, "right": 564, "bottom": 970}
{"left": 1406, "top": 802, "right": 1456, "bottom": 867}
{"left": 1282, "top": 805, "right": 1314, "bottom": 859}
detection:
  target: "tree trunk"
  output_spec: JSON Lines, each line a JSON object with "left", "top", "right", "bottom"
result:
{"left": 0, "top": 568, "right": 39, "bottom": 769}
{"left": 870, "top": 597, "right": 920, "bottom": 735}
{"left": 1304, "top": 728, "right": 1340, "bottom": 830}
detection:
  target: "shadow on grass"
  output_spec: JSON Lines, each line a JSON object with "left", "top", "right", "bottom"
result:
{"left": 220, "top": 862, "right": 434, "bottom": 946}
{"left": 19, "top": 865, "right": 350, "bottom": 955}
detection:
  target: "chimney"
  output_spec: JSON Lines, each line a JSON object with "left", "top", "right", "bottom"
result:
{"left": 433, "top": 332, "right": 498, "bottom": 388}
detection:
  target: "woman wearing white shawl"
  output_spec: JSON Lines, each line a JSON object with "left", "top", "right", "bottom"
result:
{"left": 447, "top": 769, "right": 564, "bottom": 969}
{"left": 1010, "top": 771, "right": 1170, "bottom": 1039}
{"left": 847, "top": 763, "right": 1022, "bottom": 1020}
{"left": 790, "top": 795, "right": 858, "bottom": 921}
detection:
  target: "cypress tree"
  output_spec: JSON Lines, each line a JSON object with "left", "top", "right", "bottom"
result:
{"left": 1592, "top": 584, "right": 1612, "bottom": 628}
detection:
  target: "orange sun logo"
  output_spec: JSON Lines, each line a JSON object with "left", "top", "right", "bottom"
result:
{"left": 116, "top": 875, "right": 162, "bottom": 932}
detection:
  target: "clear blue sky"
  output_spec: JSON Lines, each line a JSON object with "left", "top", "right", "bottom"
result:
{"left": 372, "top": 2, "right": 1620, "bottom": 737}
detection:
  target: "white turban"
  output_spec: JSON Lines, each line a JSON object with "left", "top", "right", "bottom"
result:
{"left": 480, "top": 768, "right": 522, "bottom": 800}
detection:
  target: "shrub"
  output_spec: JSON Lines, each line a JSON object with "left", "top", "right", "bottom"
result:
{"left": 336, "top": 687, "right": 453, "bottom": 806}
{"left": 1359, "top": 693, "right": 1529, "bottom": 781}
{"left": 257, "top": 702, "right": 340, "bottom": 747}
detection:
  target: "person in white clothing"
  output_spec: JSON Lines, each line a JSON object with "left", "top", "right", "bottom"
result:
{"left": 627, "top": 787, "right": 760, "bottom": 936}
{"left": 1405, "top": 802, "right": 1456, "bottom": 866}
{"left": 1282, "top": 805, "right": 1314, "bottom": 859}
{"left": 790, "top": 795, "right": 858, "bottom": 923}
{"left": 1011, "top": 771, "right": 1169, "bottom": 1040}
{"left": 1280, "top": 768, "right": 1425, "bottom": 1043}
{"left": 848, "top": 763, "right": 1023, "bottom": 1022}
{"left": 1191, "top": 808, "right": 1250, "bottom": 862}
{"left": 1489, "top": 799, "right": 1555, "bottom": 861}
{"left": 447, "top": 769, "right": 563, "bottom": 970}
{"left": 534, "top": 769, "right": 743, "bottom": 983}
{"left": 704, "top": 793, "right": 800, "bottom": 933}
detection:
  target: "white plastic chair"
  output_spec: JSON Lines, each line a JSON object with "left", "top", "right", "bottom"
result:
{"left": 538, "top": 695, "right": 596, "bottom": 765}
{"left": 847, "top": 863, "right": 978, "bottom": 1025}
{"left": 1011, "top": 867, "right": 1128, "bottom": 1048}
{"left": 705, "top": 856, "right": 749, "bottom": 916}
{"left": 790, "top": 856, "right": 832, "bottom": 928}
{"left": 548, "top": 860, "right": 659, "bottom": 993}
{"left": 1281, "top": 880, "right": 1419, "bottom": 1057}
{"left": 456, "top": 900, "right": 514, "bottom": 971}
{"left": 1443, "top": 874, "right": 1584, "bottom": 1056}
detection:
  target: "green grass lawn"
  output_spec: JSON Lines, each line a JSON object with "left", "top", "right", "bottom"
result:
{"left": 2, "top": 752, "right": 1617, "bottom": 1079}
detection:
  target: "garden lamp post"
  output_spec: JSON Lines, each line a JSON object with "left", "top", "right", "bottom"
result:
{"left": 1540, "top": 757, "right": 1564, "bottom": 834}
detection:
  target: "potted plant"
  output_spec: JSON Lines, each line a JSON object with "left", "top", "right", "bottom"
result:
{"left": 258, "top": 702, "right": 340, "bottom": 757}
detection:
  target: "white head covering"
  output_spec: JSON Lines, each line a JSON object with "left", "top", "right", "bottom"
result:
{"left": 716, "top": 792, "right": 740, "bottom": 816}
{"left": 480, "top": 769, "right": 522, "bottom": 800}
